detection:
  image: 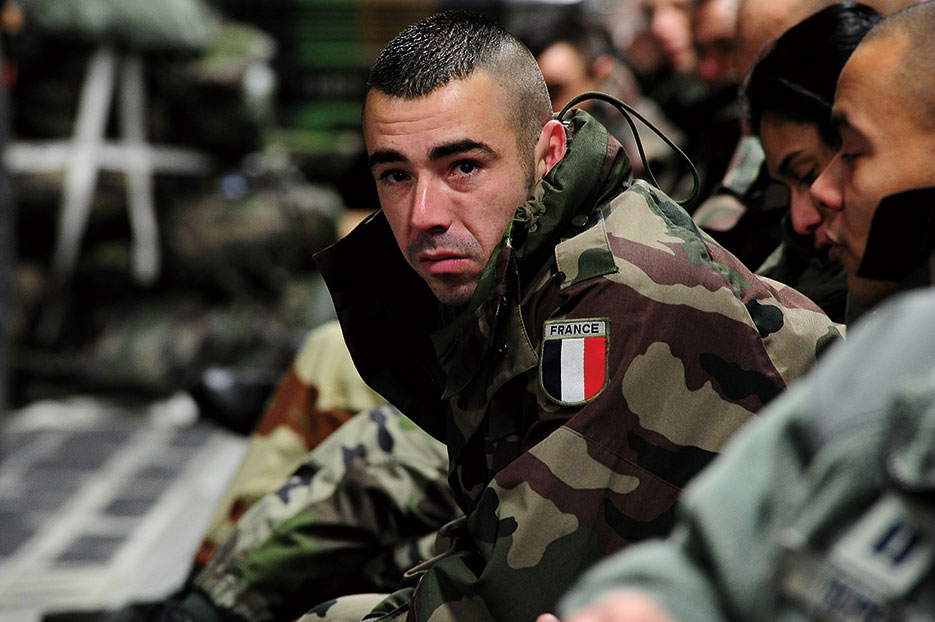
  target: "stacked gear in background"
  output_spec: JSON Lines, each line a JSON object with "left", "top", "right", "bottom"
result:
{"left": 5, "top": 0, "right": 350, "bottom": 412}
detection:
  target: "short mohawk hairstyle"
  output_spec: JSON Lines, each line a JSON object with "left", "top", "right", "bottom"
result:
{"left": 368, "top": 10, "right": 516, "bottom": 98}
{"left": 365, "top": 10, "right": 554, "bottom": 157}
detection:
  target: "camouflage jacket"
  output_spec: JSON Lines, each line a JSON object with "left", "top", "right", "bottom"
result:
{"left": 315, "top": 109, "right": 842, "bottom": 622}
{"left": 558, "top": 287, "right": 935, "bottom": 622}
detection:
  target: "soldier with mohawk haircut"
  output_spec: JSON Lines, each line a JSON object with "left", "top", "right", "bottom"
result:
{"left": 104, "top": 10, "right": 844, "bottom": 622}
{"left": 304, "top": 9, "right": 840, "bottom": 622}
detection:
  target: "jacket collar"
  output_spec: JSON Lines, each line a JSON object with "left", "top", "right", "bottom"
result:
{"left": 843, "top": 186, "right": 935, "bottom": 324}
{"left": 857, "top": 185, "right": 935, "bottom": 283}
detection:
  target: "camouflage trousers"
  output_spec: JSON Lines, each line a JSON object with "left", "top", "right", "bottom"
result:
{"left": 190, "top": 404, "right": 461, "bottom": 622}
{"left": 194, "top": 320, "right": 389, "bottom": 565}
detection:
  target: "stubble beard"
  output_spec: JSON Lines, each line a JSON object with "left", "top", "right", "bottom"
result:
{"left": 407, "top": 232, "right": 484, "bottom": 307}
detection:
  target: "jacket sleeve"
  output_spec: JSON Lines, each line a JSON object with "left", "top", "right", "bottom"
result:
{"left": 556, "top": 390, "right": 815, "bottom": 622}
{"left": 559, "top": 288, "right": 935, "bottom": 622}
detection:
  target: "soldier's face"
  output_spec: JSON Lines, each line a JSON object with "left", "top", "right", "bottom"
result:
{"left": 363, "top": 71, "right": 537, "bottom": 306}
{"left": 759, "top": 113, "right": 836, "bottom": 248}
{"left": 811, "top": 35, "right": 935, "bottom": 308}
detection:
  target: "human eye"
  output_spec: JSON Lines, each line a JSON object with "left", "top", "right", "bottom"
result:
{"left": 377, "top": 169, "right": 410, "bottom": 185}
{"left": 451, "top": 159, "right": 481, "bottom": 178}
{"left": 836, "top": 132, "right": 864, "bottom": 166}
{"left": 786, "top": 163, "right": 817, "bottom": 188}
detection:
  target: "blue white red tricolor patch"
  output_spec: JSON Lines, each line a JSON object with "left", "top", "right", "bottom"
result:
{"left": 540, "top": 318, "right": 609, "bottom": 406}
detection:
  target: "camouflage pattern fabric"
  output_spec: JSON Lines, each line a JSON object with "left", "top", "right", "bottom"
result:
{"left": 314, "top": 108, "right": 843, "bottom": 622}
{"left": 189, "top": 404, "right": 459, "bottom": 622}
{"left": 558, "top": 286, "right": 935, "bottom": 622}
{"left": 193, "top": 320, "right": 389, "bottom": 566}
{"left": 756, "top": 215, "right": 849, "bottom": 324}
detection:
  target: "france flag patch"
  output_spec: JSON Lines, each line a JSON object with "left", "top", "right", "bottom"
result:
{"left": 540, "top": 318, "right": 609, "bottom": 406}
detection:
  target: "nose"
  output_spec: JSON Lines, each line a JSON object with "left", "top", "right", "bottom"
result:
{"left": 810, "top": 155, "right": 844, "bottom": 214}
{"left": 809, "top": 156, "right": 845, "bottom": 249}
{"left": 410, "top": 176, "right": 451, "bottom": 233}
{"left": 788, "top": 189, "right": 825, "bottom": 237}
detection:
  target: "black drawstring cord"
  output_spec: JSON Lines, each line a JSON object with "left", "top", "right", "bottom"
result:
{"left": 557, "top": 91, "right": 701, "bottom": 207}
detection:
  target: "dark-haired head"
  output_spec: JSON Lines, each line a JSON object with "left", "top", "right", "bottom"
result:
{"left": 743, "top": 2, "right": 882, "bottom": 246}
{"left": 744, "top": 2, "right": 883, "bottom": 143}
{"left": 366, "top": 10, "right": 553, "bottom": 155}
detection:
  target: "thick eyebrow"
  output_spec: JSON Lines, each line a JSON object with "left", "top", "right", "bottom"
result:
{"left": 368, "top": 139, "right": 499, "bottom": 172}
{"left": 429, "top": 139, "right": 498, "bottom": 161}
{"left": 368, "top": 139, "right": 499, "bottom": 171}
{"left": 368, "top": 149, "right": 407, "bottom": 170}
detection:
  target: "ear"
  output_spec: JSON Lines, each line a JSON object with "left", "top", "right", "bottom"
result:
{"left": 534, "top": 119, "right": 568, "bottom": 180}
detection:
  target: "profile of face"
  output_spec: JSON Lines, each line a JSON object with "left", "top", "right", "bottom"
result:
{"left": 758, "top": 112, "right": 837, "bottom": 247}
{"left": 642, "top": 0, "right": 697, "bottom": 72}
{"left": 810, "top": 35, "right": 935, "bottom": 307}
{"left": 363, "top": 70, "right": 565, "bottom": 306}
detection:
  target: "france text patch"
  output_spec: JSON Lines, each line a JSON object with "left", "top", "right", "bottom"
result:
{"left": 540, "top": 319, "right": 609, "bottom": 406}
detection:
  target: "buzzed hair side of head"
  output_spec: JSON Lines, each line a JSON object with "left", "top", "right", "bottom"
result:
{"left": 862, "top": 0, "right": 935, "bottom": 131}
{"left": 366, "top": 10, "right": 554, "bottom": 154}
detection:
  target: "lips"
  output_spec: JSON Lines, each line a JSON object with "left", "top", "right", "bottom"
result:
{"left": 418, "top": 252, "right": 472, "bottom": 275}
{"left": 826, "top": 241, "right": 855, "bottom": 270}
{"left": 823, "top": 229, "right": 848, "bottom": 264}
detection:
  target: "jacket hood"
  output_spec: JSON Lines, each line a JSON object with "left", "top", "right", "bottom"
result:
{"left": 512, "top": 109, "right": 632, "bottom": 267}
{"left": 450, "top": 109, "right": 633, "bottom": 324}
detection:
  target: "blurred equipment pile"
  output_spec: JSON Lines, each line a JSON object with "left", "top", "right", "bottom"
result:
{"left": 3, "top": 0, "right": 350, "bottom": 412}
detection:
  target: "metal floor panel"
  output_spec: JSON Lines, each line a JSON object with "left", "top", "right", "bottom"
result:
{"left": 0, "top": 394, "right": 248, "bottom": 618}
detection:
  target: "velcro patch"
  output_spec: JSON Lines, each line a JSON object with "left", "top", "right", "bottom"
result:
{"left": 775, "top": 494, "right": 935, "bottom": 622}
{"left": 829, "top": 494, "right": 934, "bottom": 598}
{"left": 540, "top": 319, "right": 609, "bottom": 406}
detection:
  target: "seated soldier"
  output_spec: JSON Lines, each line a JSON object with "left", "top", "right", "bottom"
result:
{"left": 745, "top": 2, "right": 883, "bottom": 322}
{"left": 515, "top": 10, "right": 686, "bottom": 189}
{"left": 302, "top": 9, "right": 839, "bottom": 622}
{"left": 99, "top": 10, "right": 842, "bottom": 622}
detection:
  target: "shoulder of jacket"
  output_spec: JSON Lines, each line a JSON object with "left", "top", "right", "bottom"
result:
{"left": 554, "top": 214, "right": 618, "bottom": 289}
{"left": 554, "top": 181, "right": 691, "bottom": 290}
